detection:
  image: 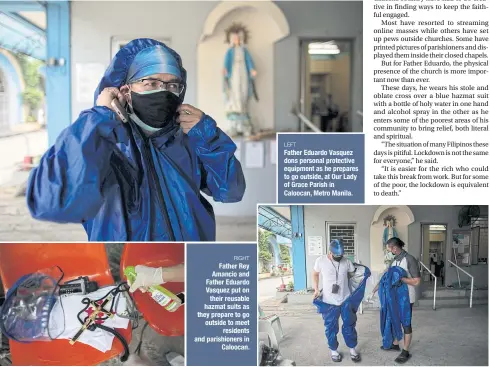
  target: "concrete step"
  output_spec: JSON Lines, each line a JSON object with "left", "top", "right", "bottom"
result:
{"left": 417, "top": 296, "right": 487, "bottom": 308}
{"left": 422, "top": 287, "right": 488, "bottom": 299}
{"left": 416, "top": 303, "right": 488, "bottom": 310}
{"left": 422, "top": 288, "right": 466, "bottom": 298}
{"left": 466, "top": 289, "right": 488, "bottom": 298}
{"left": 363, "top": 296, "right": 487, "bottom": 311}
{"left": 421, "top": 287, "right": 488, "bottom": 309}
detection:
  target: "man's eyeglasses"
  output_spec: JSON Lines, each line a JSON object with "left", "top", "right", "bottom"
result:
{"left": 133, "top": 78, "right": 184, "bottom": 94}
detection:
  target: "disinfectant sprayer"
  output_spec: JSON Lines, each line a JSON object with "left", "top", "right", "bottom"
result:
{"left": 124, "top": 266, "right": 182, "bottom": 312}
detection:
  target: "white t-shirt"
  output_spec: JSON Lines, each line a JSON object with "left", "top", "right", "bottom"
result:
{"left": 314, "top": 255, "right": 355, "bottom": 306}
{"left": 50, "top": 286, "right": 129, "bottom": 352}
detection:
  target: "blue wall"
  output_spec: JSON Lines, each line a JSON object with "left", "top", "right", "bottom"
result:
{"left": 0, "top": 52, "right": 23, "bottom": 127}
{"left": 0, "top": 1, "right": 70, "bottom": 143}
{"left": 46, "top": 0, "right": 71, "bottom": 146}
{"left": 291, "top": 205, "right": 306, "bottom": 290}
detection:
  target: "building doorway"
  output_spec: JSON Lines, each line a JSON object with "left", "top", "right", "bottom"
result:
{"left": 470, "top": 216, "right": 488, "bottom": 265}
{"left": 300, "top": 39, "right": 353, "bottom": 132}
{"left": 421, "top": 224, "right": 447, "bottom": 286}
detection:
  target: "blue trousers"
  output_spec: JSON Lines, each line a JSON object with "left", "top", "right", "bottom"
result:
{"left": 321, "top": 301, "right": 358, "bottom": 350}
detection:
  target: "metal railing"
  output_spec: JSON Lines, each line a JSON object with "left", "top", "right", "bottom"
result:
{"left": 419, "top": 261, "right": 437, "bottom": 310}
{"left": 448, "top": 260, "right": 474, "bottom": 308}
{"left": 297, "top": 112, "right": 322, "bottom": 132}
{"left": 291, "top": 107, "right": 322, "bottom": 133}
{"left": 357, "top": 258, "right": 363, "bottom": 314}
{"left": 357, "top": 110, "right": 363, "bottom": 129}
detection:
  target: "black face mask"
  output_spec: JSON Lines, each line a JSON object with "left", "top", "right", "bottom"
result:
{"left": 130, "top": 90, "right": 181, "bottom": 129}
{"left": 333, "top": 256, "right": 343, "bottom": 262}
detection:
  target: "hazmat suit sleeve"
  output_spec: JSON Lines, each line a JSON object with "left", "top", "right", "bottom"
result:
{"left": 26, "top": 107, "right": 120, "bottom": 223}
{"left": 187, "top": 115, "right": 246, "bottom": 203}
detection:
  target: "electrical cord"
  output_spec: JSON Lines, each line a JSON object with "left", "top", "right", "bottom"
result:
{"left": 134, "top": 321, "right": 149, "bottom": 356}
{"left": 114, "top": 283, "right": 140, "bottom": 330}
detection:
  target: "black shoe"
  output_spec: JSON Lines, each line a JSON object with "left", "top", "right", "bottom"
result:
{"left": 331, "top": 353, "right": 343, "bottom": 363}
{"left": 380, "top": 344, "right": 401, "bottom": 351}
{"left": 395, "top": 350, "right": 411, "bottom": 364}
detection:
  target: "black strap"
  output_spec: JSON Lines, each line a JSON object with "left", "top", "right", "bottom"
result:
{"left": 330, "top": 259, "right": 340, "bottom": 284}
{"left": 76, "top": 283, "right": 131, "bottom": 362}
{"left": 134, "top": 321, "right": 149, "bottom": 355}
{"left": 96, "top": 324, "right": 130, "bottom": 362}
{"left": 394, "top": 251, "right": 407, "bottom": 267}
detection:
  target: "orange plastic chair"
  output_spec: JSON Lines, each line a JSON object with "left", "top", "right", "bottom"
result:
{"left": 120, "top": 242, "right": 185, "bottom": 336}
{"left": 0, "top": 243, "right": 132, "bottom": 366}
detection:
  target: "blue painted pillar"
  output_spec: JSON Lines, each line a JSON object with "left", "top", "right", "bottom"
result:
{"left": 291, "top": 205, "right": 306, "bottom": 290}
{"left": 270, "top": 236, "right": 281, "bottom": 265}
{"left": 46, "top": 0, "right": 71, "bottom": 146}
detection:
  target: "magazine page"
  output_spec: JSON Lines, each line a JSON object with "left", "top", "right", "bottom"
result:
{"left": 365, "top": 0, "right": 489, "bottom": 201}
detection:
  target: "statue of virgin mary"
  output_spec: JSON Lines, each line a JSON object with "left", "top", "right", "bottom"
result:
{"left": 383, "top": 215, "right": 398, "bottom": 268}
{"left": 223, "top": 23, "right": 258, "bottom": 138}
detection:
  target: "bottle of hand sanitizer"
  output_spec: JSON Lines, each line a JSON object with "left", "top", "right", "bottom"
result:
{"left": 124, "top": 266, "right": 182, "bottom": 312}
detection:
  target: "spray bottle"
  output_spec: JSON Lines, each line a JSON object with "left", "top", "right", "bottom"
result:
{"left": 124, "top": 266, "right": 182, "bottom": 312}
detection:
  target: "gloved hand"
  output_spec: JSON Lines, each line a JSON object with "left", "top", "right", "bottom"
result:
{"left": 128, "top": 265, "right": 164, "bottom": 293}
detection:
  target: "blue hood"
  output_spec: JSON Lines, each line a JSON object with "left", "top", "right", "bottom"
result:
{"left": 94, "top": 38, "right": 187, "bottom": 103}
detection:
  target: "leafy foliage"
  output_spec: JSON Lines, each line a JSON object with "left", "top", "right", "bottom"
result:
{"left": 258, "top": 229, "right": 273, "bottom": 262}
{"left": 279, "top": 245, "right": 291, "bottom": 264}
{"left": 16, "top": 54, "right": 45, "bottom": 121}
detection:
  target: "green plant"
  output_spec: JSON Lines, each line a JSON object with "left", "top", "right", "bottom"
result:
{"left": 21, "top": 88, "right": 43, "bottom": 121}
{"left": 16, "top": 54, "right": 45, "bottom": 120}
{"left": 258, "top": 229, "right": 273, "bottom": 263}
{"left": 279, "top": 245, "right": 291, "bottom": 265}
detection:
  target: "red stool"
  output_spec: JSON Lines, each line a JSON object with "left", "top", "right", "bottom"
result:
{"left": 120, "top": 242, "right": 185, "bottom": 336}
{"left": 0, "top": 243, "right": 132, "bottom": 366}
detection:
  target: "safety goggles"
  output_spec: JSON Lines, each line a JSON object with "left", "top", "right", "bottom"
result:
{"left": 132, "top": 78, "right": 184, "bottom": 95}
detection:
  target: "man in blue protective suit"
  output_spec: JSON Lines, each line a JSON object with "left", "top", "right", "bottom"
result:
{"left": 312, "top": 239, "right": 369, "bottom": 363}
{"left": 26, "top": 39, "right": 246, "bottom": 241}
{"left": 371, "top": 237, "right": 421, "bottom": 364}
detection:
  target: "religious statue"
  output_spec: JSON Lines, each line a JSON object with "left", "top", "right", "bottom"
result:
{"left": 223, "top": 23, "right": 258, "bottom": 138}
{"left": 382, "top": 215, "right": 398, "bottom": 268}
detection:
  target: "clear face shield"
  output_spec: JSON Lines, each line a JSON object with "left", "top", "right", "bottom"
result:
{"left": 0, "top": 267, "right": 65, "bottom": 342}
